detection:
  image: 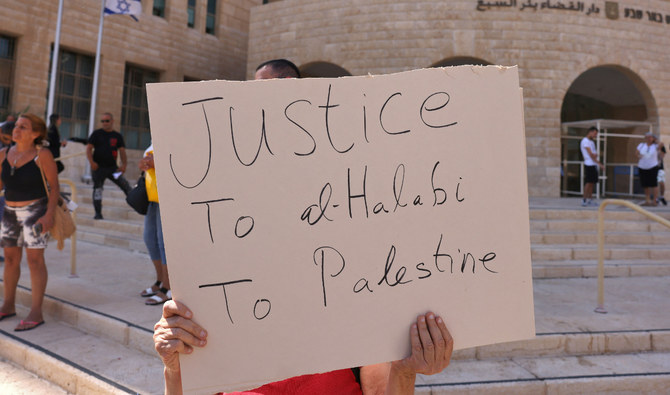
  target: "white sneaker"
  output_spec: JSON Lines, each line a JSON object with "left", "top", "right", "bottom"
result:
{"left": 581, "top": 200, "right": 588, "bottom": 207}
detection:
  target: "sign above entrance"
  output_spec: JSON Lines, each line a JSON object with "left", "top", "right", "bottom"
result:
{"left": 476, "top": 0, "right": 601, "bottom": 14}
{"left": 476, "top": 0, "right": 670, "bottom": 24}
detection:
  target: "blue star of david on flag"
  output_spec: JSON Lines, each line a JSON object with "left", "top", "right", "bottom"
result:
{"left": 104, "top": 0, "right": 142, "bottom": 17}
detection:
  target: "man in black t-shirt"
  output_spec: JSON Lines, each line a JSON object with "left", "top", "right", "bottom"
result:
{"left": 86, "top": 113, "right": 131, "bottom": 219}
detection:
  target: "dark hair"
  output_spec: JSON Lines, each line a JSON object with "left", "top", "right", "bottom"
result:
{"left": 1, "top": 121, "right": 14, "bottom": 136}
{"left": 49, "top": 113, "right": 60, "bottom": 126}
{"left": 19, "top": 113, "right": 47, "bottom": 145}
{"left": 587, "top": 126, "right": 598, "bottom": 133}
{"left": 255, "top": 59, "right": 301, "bottom": 78}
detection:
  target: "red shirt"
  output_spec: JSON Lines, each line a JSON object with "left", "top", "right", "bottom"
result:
{"left": 222, "top": 369, "right": 362, "bottom": 395}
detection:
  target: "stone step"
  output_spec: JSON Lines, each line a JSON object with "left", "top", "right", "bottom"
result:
{"left": 3, "top": 281, "right": 668, "bottom": 395}
{"left": 0, "top": 357, "right": 70, "bottom": 394}
{"left": 75, "top": 225, "right": 148, "bottom": 253}
{"left": 531, "top": 230, "right": 670, "bottom": 245}
{"left": 76, "top": 215, "right": 143, "bottom": 235}
{"left": 458, "top": 329, "right": 670, "bottom": 361}
{"left": 529, "top": 207, "right": 670, "bottom": 221}
{"left": 68, "top": 182, "right": 147, "bottom": 252}
{"left": 0, "top": 266, "right": 162, "bottom": 394}
{"left": 417, "top": 352, "right": 670, "bottom": 394}
{"left": 531, "top": 244, "right": 670, "bottom": 261}
{"left": 78, "top": 194, "right": 135, "bottom": 209}
{"left": 530, "top": 219, "right": 670, "bottom": 232}
{"left": 3, "top": 238, "right": 669, "bottom": 394}
{"left": 0, "top": 308, "right": 162, "bottom": 395}
{"left": 532, "top": 259, "right": 670, "bottom": 279}
{"left": 75, "top": 203, "right": 144, "bottom": 222}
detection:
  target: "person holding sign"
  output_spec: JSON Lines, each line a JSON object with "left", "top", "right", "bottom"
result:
{"left": 154, "top": 300, "right": 453, "bottom": 394}
{"left": 152, "top": 59, "right": 454, "bottom": 394}
{"left": 254, "top": 58, "right": 302, "bottom": 80}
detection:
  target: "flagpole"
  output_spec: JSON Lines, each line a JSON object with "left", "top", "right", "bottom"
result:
{"left": 89, "top": 0, "right": 106, "bottom": 137}
{"left": 46, "top": 0, "right": 65, "bottom": 119}
{"left": 83, "top": 0, "right": 106, "bottom": 183}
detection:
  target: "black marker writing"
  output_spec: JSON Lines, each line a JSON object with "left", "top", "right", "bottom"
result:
{"left": 313, "top": 246, "right": 346, "bottom": 307}
{"left": 171, "top": 99, "right": 220, "bottom": 188}
{"left": 420, "top": 92, "right": 458, "bottom": 129}
{"left": 229, "top": 107, "right": 275, "bottom": 166}
{"left": 319, "top": 84, "right": 353, "bottom": 154}
{"left": 199, "top": 279, "right": 253, "bottom": 324}
{"left": 285, "top": 99, "right": 316, "bottom": 156}
{"left": 380, "top": 92, "right": 410, "bottom": 135}
{"left": 301, "top": 183, "right": 335, "bottom": 225}
{"left": 348, "top": 166, "right": 369, "bottom": 219}
{"left": 393, "top": 164, "right": 407, "bottom": 212}
{"left": 191, "top": 197, "right": 234, "bottom": 243}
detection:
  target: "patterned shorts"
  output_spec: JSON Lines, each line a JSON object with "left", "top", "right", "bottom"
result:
{"left": 1, "top": 197, "right": 49, "bottom": 249}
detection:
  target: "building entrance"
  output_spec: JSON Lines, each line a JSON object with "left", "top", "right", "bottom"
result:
{"left": 561, "top": 119, "right": 653, "bottom": 199}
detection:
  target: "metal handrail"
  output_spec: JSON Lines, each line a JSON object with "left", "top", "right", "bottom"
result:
{"left": 58, "top": 178, "right": 78, "bottom": 277}
{"left": 595, "top": 199, "right": 670, "bottom": 313}
{"left": 53, "top": 152, "right": 84, "bottom": 277}
{"left": 54, "top": 150, "right": 86, "bottom": 162}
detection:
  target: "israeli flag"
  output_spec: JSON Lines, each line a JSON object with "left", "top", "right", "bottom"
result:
{"left": 104, "top": 0, "right": 142, "bottom": 16}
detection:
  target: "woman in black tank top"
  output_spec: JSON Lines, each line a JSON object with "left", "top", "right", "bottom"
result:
{"left": 0, "top": 114, "right": 59, "bottom": 332}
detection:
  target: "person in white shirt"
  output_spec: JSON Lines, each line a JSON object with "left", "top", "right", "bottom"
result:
{"left": 636, "top": 131, "right": 661, "bottom": 206}
{"left": 580, "top": 127, "right": 604, "bottom": 206}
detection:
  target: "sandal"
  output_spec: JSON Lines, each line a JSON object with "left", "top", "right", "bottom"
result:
{"left": 0, "top": 312, "right": 16, "bottom": 321}
{"left": 145, "top": 289, "right": 172, "bottom": 305}
{"left": 14, "top": 320, "right": 45, "bottom": 332}
{"left": 141, "top": 281, "right": 162, "bottom": 297}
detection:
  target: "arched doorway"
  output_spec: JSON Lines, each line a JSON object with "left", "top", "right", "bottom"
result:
{"left": 299, "top": 62, "right": 351, "bottom": 78}
{"left": 430, "top": 56, "right": 491, "bottom": 67}
{"left": 560, "top": 65, "right": 658, "bottom": 198}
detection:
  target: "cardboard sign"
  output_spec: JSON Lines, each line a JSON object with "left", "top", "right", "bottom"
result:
{"left": 146, "top": 66, "right": 535, "bottom": 394}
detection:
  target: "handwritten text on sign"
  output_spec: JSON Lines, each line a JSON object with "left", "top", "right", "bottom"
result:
{"left": 146, "top": 66, "right": 535, "bottom": 394}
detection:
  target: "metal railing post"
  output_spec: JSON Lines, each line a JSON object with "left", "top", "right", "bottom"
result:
{"left": 58, "top": 178, "right": 78, "bottom": 278}
{"left": 595, "top": 202, "right": 606, "bottom": 313}
{"left": 595, "top": 199, "right": 670, "bottom": 313}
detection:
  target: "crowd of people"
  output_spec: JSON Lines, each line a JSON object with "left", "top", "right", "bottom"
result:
{"left": 4, "top": 59, "right": 669, "bottom": 393}
{"left": 581, "top": 127, "right": 666, "bottom": 207}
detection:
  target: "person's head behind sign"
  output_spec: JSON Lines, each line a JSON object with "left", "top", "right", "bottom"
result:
{"left": 254, "top": 59, "right": 301, "bottom": 80}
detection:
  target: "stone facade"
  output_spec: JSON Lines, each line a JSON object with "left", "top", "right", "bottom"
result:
{"left": 3, "top": 0, "right": 670, "bottom": 196}
{"left": 1, "top": 0, "right": 259, "bottom": 179}
{"left": 247, "top": 0, "right": 670, "bottom": 197}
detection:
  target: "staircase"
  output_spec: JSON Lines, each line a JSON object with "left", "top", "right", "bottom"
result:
{"left": 69, "top": 181, "right": 148, "bottom": 254}
{"left": 1, "top": 198, "right": 669, "bottom": 394}
{"left": 530, "top": 206, "right": 670, "bottom": 279}
{"left": 417, "top": 202, "right": 670, "bottom": 394}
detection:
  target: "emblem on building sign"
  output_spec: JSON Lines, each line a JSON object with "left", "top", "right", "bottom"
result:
{"left": 605, "top": 1, "right": 619, "bottom": 20}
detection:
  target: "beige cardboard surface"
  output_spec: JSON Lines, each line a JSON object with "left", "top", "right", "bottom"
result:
{"left": 146, "top": 66, "right": 535, "bottom": 394}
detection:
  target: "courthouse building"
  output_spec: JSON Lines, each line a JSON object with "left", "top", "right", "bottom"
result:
{"left": 2, "top": 0, "right": 670, "bottom": 197}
